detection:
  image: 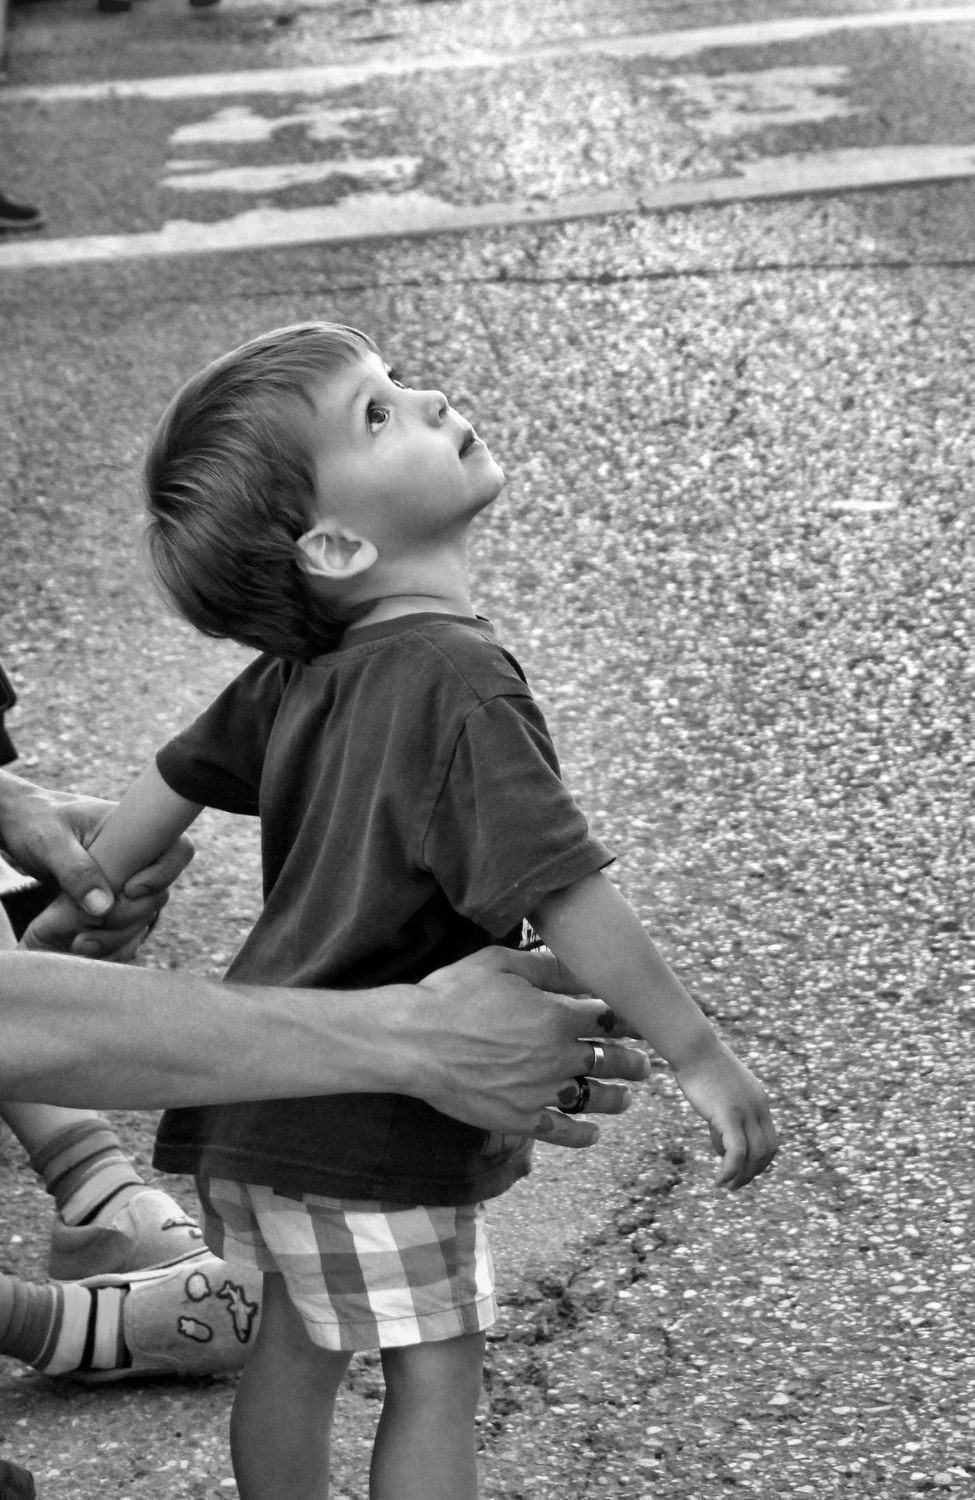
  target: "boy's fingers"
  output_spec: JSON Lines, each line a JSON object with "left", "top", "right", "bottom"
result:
{"left": 713, "top": 1116, "right": 778, "bottom": 1189}
{"left": 711, "top": 1118, "right": 748, "bottom": 1189}
{"left": 121, "top": 835, "right": 194, "bottom": 899}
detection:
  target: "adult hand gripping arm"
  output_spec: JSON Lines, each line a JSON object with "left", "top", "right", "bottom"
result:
{"left": 0, "top": 769, "right": 194, "bottom": 960}
{"left": 0, "top": 946, "right": 648, "bottom": 1146}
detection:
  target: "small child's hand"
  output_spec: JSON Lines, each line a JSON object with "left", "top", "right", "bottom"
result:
{"left": 672, "top": 1038, "right": 777, "bottom": 1190}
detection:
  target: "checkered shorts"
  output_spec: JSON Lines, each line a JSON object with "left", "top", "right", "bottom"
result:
{"left": 196, "top": 1177, "right": 498, "bottom": 1351}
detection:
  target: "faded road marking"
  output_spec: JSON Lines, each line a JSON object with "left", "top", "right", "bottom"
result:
{"left": 672, "top": 65, "right": 861, "bottom": 138}
{"left": 5, "top": 8, "right": 975, "bottom": 103}
{"left": 162, "top": 155, "right": 418, "bottom": 192}
{"left": 3, "top": 145, "right": 975, "bottom": 272}
{"left": 170, "top": 104, "right": 393, "bottom": 146}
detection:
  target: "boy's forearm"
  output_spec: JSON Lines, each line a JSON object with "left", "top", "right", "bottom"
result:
{"left": 530, "top": 871, "right": 717, "bottom": 1069}
{"left": 82, "top": 763, "right": 202, "bottom": 890}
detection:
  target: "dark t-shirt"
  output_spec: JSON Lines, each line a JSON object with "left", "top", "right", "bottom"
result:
{"left": 153, "top": 614, "right": 612, "bottom": 1204}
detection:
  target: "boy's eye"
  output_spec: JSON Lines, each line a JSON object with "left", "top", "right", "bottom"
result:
{"left": 386, "top": 366, "right": 406, "bottom": 389}
{"left": 367, "top": 402, "right": 390, "bottom": 429}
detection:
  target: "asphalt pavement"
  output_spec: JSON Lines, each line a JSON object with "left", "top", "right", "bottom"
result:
{"left": 2, "top": 1, "right": 975, "bottom": 1496}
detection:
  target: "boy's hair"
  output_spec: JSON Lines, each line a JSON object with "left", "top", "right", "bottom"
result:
{"left": 144, "top": 321, "right": 380, "bottom": 659}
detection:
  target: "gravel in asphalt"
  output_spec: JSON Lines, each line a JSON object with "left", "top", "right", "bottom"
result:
{"left": 3, "top": 3, "right": 975, "bottom": 1496}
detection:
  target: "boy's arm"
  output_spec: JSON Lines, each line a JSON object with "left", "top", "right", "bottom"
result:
{"left": 21, "top": 764, "right": 203, "bottom": 955}
{"left": 530, "top": 870, "right": 777, "bottom": 1189}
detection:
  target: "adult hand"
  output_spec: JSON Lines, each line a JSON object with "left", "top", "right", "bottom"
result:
{"left": 408, "top": 946, "right": 650, "bottom": 1147}
{"left": 0, "top": 773, "right": 193, "bottom": 959}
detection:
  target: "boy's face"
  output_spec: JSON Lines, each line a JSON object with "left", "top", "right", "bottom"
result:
{"left": 306, "top": 351, "right": 505, "bottom": 555}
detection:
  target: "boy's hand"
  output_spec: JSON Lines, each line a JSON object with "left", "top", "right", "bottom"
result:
{"left": 672, "top": 1036, "right": 777, "bottom": 1190}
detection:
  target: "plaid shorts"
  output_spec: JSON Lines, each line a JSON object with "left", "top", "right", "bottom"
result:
{"left": 196, "top": 1177, "right": 498, "bottom": 1352}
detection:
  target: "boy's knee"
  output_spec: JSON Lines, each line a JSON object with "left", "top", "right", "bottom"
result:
{"left": 381, "top": 1333, "right": 486, "bottom": 1409}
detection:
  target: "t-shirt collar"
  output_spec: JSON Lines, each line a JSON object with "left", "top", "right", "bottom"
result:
{"left": 339, "top": 612, "right": 495, "bottom": 650}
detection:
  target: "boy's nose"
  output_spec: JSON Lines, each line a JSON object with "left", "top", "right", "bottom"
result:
{"left": 419, "top": 389, "right": 449, "bottom": 423}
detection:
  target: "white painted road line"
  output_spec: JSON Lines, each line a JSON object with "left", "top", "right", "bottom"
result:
{"left": 5, "top": 8, "right": 975, "bottom": 103}
{"left": 162, "top": 155, "right": 419, "bottom": 193}
{"left": 2, "top": 145, "right": 974, "bottom": 271}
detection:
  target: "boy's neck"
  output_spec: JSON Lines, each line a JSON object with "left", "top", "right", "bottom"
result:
{"left": 352, "top": 591, "right": 476, "bottom": 629}
{"left": 349, "top": 537, "right": 476, "bottom": 630}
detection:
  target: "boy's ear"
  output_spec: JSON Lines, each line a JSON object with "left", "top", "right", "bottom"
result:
{"left": 296, "top": 521, "right": 378, "bottom": 581}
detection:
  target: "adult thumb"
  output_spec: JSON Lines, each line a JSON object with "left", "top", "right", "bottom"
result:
{"left": 43, "top": 849, "right": 114, "bottom": 917}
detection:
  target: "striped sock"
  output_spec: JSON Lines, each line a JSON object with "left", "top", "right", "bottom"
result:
{"left": 29, "top": 1118, "right": 145, "bottom": 1227}
{"left": 35, "top": 1284, "right": 128, "bottom": 1376}
{"left": 0, "top": 1274, "right": 129, "bottom": 1376}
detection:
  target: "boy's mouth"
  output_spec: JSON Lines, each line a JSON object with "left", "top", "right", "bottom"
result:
{"left": 459, "top": 426, "right": 482, "bottom": 458}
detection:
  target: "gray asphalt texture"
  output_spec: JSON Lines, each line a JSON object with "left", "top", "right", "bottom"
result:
{"left": 2, "top": 1, "right": 975, "bottom": 1496}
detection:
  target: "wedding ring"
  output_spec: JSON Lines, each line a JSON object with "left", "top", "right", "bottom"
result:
{"left": 590, "top": 1043, "right": 605, "bottom": 1075}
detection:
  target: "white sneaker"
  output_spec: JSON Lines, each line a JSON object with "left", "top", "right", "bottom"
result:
{"left": 48, "top": 1188, "right": 204, "bottom": 1280}
{"left": 50, "top": 1251, "right": 262, "bottom": 1383}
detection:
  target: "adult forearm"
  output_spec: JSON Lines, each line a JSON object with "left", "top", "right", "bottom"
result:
{"left": 0, "top": 770, "right": 49, "bottom": 845}
{"left": 0, "top": 946, "right": 648, "bottom": 1141}
{"left": 0, "top": 951, "right": 417, "bottom": 1108}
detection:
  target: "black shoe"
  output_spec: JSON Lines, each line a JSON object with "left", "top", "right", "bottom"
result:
{"left": 0, "top": 193, "right": 44, "bottom": 233}
{"left": 0, "top": 1459, "right": 36, "bottom": 1500}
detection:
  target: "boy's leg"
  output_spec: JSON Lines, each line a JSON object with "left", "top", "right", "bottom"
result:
{"left": 231, "top": 1271, "right": 352, "bottom": 1500}
{"left": 371, "top": 1330, "right": 486, "bottom": 1500}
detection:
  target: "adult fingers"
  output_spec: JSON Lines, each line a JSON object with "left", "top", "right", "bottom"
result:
{"left": 35, "top": 838, "right": 114, "bottom": 918}
{"left": 72, "top": 924, "right": 152, "bottom": 964}
{"left": 88, "top": 887, "right": 170, "bottom": 937}
{"left": 578, "top": 1038, "right": 650, "bottom": 1084}
{"left": 529, "top": 1108, "right": 601, "bottom": 1148}
{"left": 529, "top": 1073, "right": 640, "bottom": 1145}
{"left": 495, "top": 945, "right": 590, "bottom": 996}
{"left": 487, "top": 947, "right": 640, "bottom": 1040}
{"left": 20, "top": 893, "right": 90, "bottom": 953}
{"left": 555, "top": 1077, "right": 635, "bottom": 1117}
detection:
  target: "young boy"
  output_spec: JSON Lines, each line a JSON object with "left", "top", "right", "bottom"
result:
{"left": 40, "top": 322, "right": 777, "bottom": 1499}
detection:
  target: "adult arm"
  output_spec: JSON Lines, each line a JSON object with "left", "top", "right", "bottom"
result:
{"left": 0, "top": 768, "right": 194, "bottom": 958}
{"left": 0, "top": 946, "right": 648, "bottom": 1146}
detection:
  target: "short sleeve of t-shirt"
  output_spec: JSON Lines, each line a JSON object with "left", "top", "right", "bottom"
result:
{"left": 155, "top": 654, "right": 290, "bottom": 815}
{"left": 422, "top": 692, "right": 613, "bottom": 937}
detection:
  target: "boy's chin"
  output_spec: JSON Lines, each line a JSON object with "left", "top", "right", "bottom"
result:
{"left": 482, "top": 464, "right": 506, "bottom": 498}
{"left": 473, "top": 480, "right": 504, "bottom": 515}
